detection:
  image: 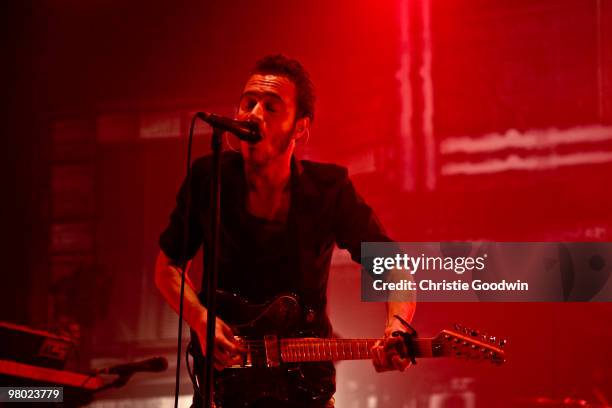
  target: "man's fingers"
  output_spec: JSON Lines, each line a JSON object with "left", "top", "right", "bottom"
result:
{"left": 213, "top": 353, "right": 226, "bottom": 371}
{"left": 216, "top": 321, "right": 246, "bottom": 353}
{"left": 217, "top": 335, "right": 238, "bottom": 353}
{"left": 371, "top": 337, "right": 412, "bottom": 373}
{"left": 384, "top": 336, "right": 412, "bottom": 363}
{"left": 384, "top": 336, "right": 406, "bottom": 354}
{"left": 229, "top": 353, "right": 243, "bottom": 365}
{"left": 195, "top": 320, "right": 244, "bottom": 369}
{"left": 200, "top": 334, "right": 236, "bottom": 355}
{"left": 218, "top": 319, "right": 234, "bottom": 338}
{"left": 392, "top": 355, "right": 409, "bottom": 372}
{"left": 371, "top": 344, "right": 388, "bottom": 372}
{"left": 218, "top": 319, "right": 244, "bottom": 350}
{"left": 214, "top": 348, "right": 236, "bottom": 369}
{"left": 392, "top": 355, "right": 402, "bottom": 370}
{"left": 370, "top": 342, "right": 381, "bottom": 362}
{"left": 370, "top": 344, "right": 379, "bottom": 370}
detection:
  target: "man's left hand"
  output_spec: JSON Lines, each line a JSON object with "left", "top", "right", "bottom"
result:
{"left": 370, "top": 322, "right": 413, "bottom": 372}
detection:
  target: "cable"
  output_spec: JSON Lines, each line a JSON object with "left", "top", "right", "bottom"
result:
{"left": 174, "top": 114, "right": 198, "bottom": 408}
{"left": 186, "top": 340, "right": 201, "bottom": 396}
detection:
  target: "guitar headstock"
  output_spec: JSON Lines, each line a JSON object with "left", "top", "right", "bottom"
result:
{"left": 432, "top": 323, "right": 506, "bottom": 365}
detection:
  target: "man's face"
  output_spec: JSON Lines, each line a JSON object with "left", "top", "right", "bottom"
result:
{"left": 237, "top": 74, "right": 299, "bottom": 166}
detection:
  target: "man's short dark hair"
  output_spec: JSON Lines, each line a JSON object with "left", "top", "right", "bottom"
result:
{"left": 250, "top": 54, "right": 316, "bottom": 122}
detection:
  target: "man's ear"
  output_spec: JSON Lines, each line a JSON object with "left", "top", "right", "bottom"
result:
{"left": 294, "top": 117, "right": 310, "bottom": 140}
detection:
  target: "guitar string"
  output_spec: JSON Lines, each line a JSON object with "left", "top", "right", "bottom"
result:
{"left": 234, "top": 340, "right": 381, "bottom": 349}
{"left": 225, "top": 344, "right": 482, "bottom": 360}
{"left": 236, "top": 339, "right": 382, "bottom": 344}
{"left": 235, "top": 339, "right": 423, "bottom": 348}
{"left": 234, "top": 340, "right": 480, "bottom": 353}
{"left": 219, "top": 341, "right": 470, "bottom": 362}
{"left": 235, "top": 340, "right": 422, "bottom": 349}
{"left": 228, "top": 340, "right": 424, "bottom": 356}
{"left": 235, "top": 343, "right": 382, "bottom": 350}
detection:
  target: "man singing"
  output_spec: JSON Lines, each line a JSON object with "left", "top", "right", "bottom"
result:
{"left": 155, "top": 54, "right": 415, "bottom": 407}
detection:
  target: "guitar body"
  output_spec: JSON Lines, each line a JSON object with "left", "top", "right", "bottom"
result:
{"left": 189, "top": 291, "right": 507, "bottom": 407}
{"left": 190, "top": 291, "right": 335, "bottom": 407}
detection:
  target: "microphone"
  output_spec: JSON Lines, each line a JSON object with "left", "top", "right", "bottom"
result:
{"left": 196, "top": 112, "right": 262, "bottom": 143}
{"left": 98, "top": 357, "right": 168, "bottom": 376}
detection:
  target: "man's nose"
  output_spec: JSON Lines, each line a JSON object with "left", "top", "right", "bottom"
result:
{"left": 248, "top": 102, "right": 264, "bottom": 124}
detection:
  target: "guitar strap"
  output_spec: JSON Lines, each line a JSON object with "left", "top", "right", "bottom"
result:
{"left": 392, "top": 314, "right": 418, "bottom": 365}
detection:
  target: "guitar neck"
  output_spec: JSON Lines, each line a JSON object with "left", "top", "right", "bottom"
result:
{"left": 280, "top": 337, "right": 436, "bottom": 363}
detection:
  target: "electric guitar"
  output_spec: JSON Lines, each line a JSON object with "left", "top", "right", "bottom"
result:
{"left": 189, "top": 291, "right": 507, "bottom": 407}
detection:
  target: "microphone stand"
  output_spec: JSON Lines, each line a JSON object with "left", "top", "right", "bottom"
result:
{"left": 175, "top": 113, "right": 257, "bottom": 407}
{"left": 201, "top": 126, "right": 223, "bottom": 408}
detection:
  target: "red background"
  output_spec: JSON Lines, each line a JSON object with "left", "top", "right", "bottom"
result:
{"left": 3, "top": 0, "right": 612, "bottom": 406}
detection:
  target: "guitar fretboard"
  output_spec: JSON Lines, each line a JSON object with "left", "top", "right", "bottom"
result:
{"left": 279, "top": 338, "right": 432, "bottom": 363}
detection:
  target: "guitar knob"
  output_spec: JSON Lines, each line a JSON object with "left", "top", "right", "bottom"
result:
{"left": 305, "top": 307, "right": 316, "bottom": 323}
{"left": 470, "top": 329, "right": 479, "bottom": 337}
{"left": 454, "top": 323, "right": 463, "bottom": 331}
{"left": 287, "top": 366, "right": 306, "bottom": 379}
{"left": 488, "top": 335, "right": 496, "bottom": 344}
{"left": 498, "top": 338, "right": 507, "bottom": 348}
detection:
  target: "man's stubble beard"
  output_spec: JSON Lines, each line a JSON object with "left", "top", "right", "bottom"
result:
{"left": 248, "top": 122, "right": 296, "bottom": 168}
{"left": 277, "top": 122, "right": 296, "bottom": 156}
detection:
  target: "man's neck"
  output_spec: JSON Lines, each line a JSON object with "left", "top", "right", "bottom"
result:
{"left": 244, "top": 152, "right": 293, "bottom": 193}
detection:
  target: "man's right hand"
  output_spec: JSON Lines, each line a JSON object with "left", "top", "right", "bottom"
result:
{"left": 195, "top": 317, "right": 245, "bottom": 371}
{"left": 154, "top": 251, "right": 246, "bottom": 370}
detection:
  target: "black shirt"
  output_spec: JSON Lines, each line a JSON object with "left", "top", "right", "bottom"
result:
{"left": 234, "top": 211, "right": 297, "bottom": 303}
{"left": 159, "top": 151, "right": 392, "bottom": 399}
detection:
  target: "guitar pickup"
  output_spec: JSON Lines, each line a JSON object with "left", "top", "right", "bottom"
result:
{"left": 264, "top": 335, "right": 281, "bottom": 368}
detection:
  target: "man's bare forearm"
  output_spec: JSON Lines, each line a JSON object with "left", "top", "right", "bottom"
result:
{"left": 154, "top": 251, "right": 207, "bottom": 332}
{"left": 386, "top": 300, "right": 415, "bottom": 328}
{"left": 385, "top": 267, "right": 416, "bottom": 333}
